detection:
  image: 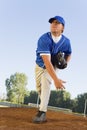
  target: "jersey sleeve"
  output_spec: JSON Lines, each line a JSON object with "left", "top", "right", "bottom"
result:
{"left": 36, "top": 36, "right": 51, "bottom": 54}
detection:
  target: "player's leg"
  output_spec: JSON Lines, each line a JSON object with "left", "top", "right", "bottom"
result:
{"left": 33, "top": 69, "right": 52, "bottom": 123}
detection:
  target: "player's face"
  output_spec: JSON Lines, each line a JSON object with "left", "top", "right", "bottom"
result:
{"left": 50, "top": 20, "right": 64, "bottom": 36}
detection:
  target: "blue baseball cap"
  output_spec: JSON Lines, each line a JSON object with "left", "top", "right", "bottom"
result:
{"left": 49, "top": 16, "right": 65, "bottom": 26}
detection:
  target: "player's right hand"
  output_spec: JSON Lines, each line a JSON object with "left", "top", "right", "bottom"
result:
{"left": 54, "top": 78, "right": 66, "bottom": 90}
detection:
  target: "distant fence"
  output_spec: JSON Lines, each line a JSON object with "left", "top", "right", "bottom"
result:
{"left": 0, "top": 101, "right": 72, "bottom": 113}
{"left": 28, "top": 103, "right": 72, "bottom": 113}
{"left": 0, "top": 102, "right": 30, "bottom": 108}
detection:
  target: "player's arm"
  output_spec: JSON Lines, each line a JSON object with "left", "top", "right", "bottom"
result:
{"left": 41, "top": 54, "right": 66, "bottom": 89}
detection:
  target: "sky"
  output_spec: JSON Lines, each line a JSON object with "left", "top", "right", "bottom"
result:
{"left": 0, "top": 0, "right": 87, "bottom": 99}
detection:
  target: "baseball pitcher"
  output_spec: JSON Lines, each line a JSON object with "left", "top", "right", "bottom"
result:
{"left": 33, "top": 16, "right": 72, "bottom": 123}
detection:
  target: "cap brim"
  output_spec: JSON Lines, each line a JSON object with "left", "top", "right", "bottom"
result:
{"left": 49, "top": 18, "right": 56, "bottom": 23}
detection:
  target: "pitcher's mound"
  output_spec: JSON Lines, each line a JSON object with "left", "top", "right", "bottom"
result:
{"left": 0, "top": 107, "right": 87, "bottom": 130}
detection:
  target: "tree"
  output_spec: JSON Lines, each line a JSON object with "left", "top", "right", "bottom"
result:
{"left": 72, "top": 93, "right": 87, "bottom": 114}
{"left": 24, "top": 90, "right": 38, "bottom": 105}
{"left": 5, "top": 72, "right": 28, "bottom": 104}
{"left": 49, "top": 90, "right": 58, "bottom": 106}
{"left": 49, "top": 90, "right": 71, "bottom": 108}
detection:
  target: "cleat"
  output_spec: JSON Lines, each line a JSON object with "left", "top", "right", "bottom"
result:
{"left": 33, "top": 111, "right": 47, "bottom": 123}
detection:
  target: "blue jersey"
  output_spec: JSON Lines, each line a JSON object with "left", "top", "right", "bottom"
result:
{"left": 36, "top": 32, "right": 72, "bottom": 68}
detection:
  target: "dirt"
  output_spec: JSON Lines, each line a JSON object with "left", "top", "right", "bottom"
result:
{"left": 0, "top": 107, "right": 87, "bottom": 130}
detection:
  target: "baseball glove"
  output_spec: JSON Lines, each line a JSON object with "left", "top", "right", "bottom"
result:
{"left": 51, "top": 52, "right": 67, "bottom": 69}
